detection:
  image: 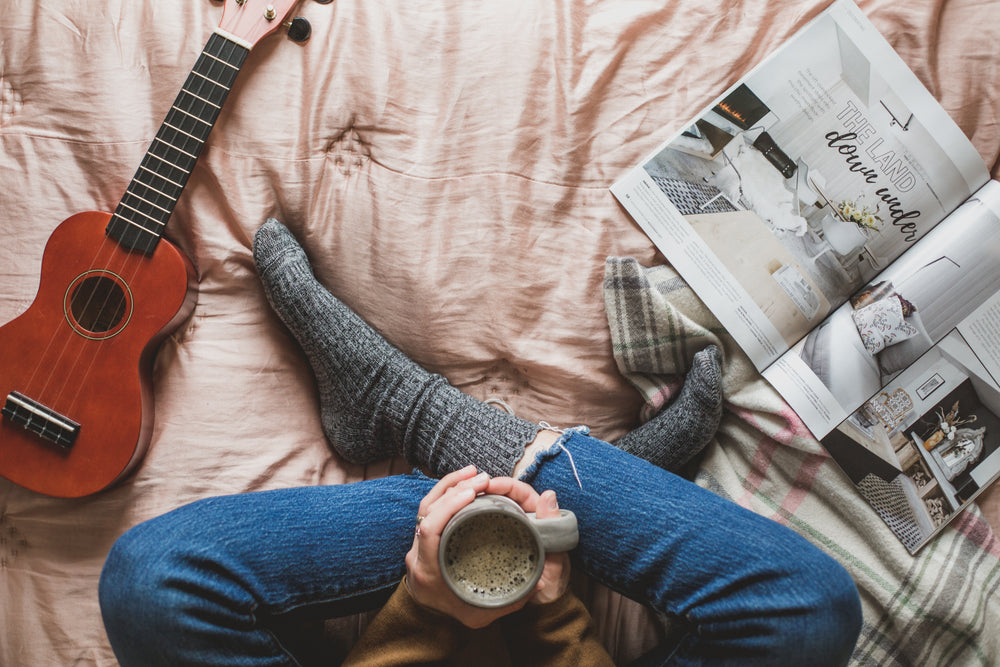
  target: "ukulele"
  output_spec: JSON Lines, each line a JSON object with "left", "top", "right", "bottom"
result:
{"left": 0, "top": 0, "right": 330, "bottom": 498}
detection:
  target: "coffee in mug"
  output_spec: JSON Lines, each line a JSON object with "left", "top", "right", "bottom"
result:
{"left": 438, "top": 494, "right": 578, "bottom": 608}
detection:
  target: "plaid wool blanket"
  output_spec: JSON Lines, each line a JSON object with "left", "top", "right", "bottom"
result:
{"left": 602, "top": 257, "right": 1000, "bottom": 666}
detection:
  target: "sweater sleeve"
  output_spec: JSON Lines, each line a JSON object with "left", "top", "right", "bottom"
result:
{"left": 341, "top": 578, "right": 464, "bottom": 667}
{"left": 499, "top": 590, "right": 616, "bottom": 666}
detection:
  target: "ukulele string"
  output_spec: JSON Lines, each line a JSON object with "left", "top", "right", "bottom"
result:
{"left": 34, "top": 36, "right": 231, "bottom": 417}
{"left": 26, "top": 67, "right": 199, "bottom": 412}
{"left": 22, "top": 215, "right": 134, "bottom": 415}
{"left": 22, "top": 33, "right": 239, "bottom": 423}
{"left": 38, "top": 154, "right": 175, "bottom": 417}
{"left": 20, "top": 212, "right": 117, "bottom": 395}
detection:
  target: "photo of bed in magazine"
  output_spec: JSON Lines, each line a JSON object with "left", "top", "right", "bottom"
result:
{"left": 612, "top": 0, "right": 1000, "bottom": 553}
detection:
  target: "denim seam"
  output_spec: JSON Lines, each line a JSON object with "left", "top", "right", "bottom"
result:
{"left": 264, "top": 576, "right": 403, "bottom": 616}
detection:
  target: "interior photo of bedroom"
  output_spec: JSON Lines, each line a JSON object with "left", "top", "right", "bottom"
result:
{"left": 823, "top": 331, "right": 1000, "bottom": 552}
{"left": 798, "top": 203, "right": 1000, "bottom": 409}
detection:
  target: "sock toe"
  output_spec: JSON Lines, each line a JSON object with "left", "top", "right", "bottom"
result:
{"left": 612, "top": 344, "right": 725, "bottom": 473}
{"left": 689, "top": 345, "right": 724, "bottom": 416}
{"left": 253, "top": 218, "right": 312, "bottom": 277}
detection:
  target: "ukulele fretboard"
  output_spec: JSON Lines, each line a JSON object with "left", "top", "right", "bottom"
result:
{"left": 107, "top": 31, "right": 250, "bottom": 254}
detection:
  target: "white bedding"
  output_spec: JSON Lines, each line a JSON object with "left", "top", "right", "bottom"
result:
{"left": 800, "top": 306, "right": 883, "bottom": 407}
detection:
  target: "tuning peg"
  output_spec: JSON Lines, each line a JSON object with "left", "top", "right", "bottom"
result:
{"left": 284, "top": 16, "right": 312, "bottom": 42}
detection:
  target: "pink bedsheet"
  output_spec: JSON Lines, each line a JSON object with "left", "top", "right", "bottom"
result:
{"left": 2, "top": 0, "right": 999, "bottom": 663}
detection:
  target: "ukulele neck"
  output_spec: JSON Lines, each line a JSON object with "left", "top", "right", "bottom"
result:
{"left": 106, "top": 30, "right": 250, "bottom": 254}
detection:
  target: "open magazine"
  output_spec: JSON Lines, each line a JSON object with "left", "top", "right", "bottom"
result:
{"left": 612, "top": 0, "right": 1000, "bottom": 553}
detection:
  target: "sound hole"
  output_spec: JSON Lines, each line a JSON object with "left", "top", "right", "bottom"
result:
{"left": 68, "top": 275, "right": 129, "bottom": 335}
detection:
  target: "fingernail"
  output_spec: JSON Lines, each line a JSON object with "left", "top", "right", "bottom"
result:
{"left": 547, "top": 493, "right": 558, "bottom": 511}
{"left": 462, "top": 464, "right": 477, "bottom": 473}
{"left": 473, "top": 472, "right": 489, "bottom": 483}
{"left": 458, "top": 488, "right": 476, "bottom": 501}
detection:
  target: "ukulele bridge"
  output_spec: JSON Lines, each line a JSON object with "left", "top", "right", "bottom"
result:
{"left": 2, "top": 391, "right": 80, "bottom": 450}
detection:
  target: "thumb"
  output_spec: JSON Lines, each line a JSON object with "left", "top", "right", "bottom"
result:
{"left": 534, "top": 490, "right": 559, "bottom": 520}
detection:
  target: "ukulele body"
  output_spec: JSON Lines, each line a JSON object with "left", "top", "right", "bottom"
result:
{"left": 0, "top": 211, "right": 197, "bottom": 497}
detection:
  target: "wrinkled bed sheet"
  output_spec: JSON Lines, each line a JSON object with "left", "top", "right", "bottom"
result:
{"left": 2, "top": 0, "right": 999, "bottom": 663}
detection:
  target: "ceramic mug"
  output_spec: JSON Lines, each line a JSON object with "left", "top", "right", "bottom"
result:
{"left": 437, "top": 493, "right": 578, "bottom": 608}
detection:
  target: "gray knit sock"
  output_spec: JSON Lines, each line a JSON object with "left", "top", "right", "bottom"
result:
{"left": 252, "top": 218, "right": 539, "bottom": 477}
{"left": 613, "top": 345, "right": 724, "bottom": 472}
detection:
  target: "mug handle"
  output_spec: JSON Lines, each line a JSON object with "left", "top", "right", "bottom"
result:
{"left": 527, "top": 509, "right": 578, "bottom": 552}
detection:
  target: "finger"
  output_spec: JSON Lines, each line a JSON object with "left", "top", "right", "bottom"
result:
{"left": 485, "top": 476, "right": 542, "bottom": 512}
{"left": 534, "top": 490, "right": 559, "bottom": 520}
{"left": 417, "top": 465, "right": 479, "bottom": 518}
{"left": 532, "top": 492, "right": 570, "bottom": 604}
{"left": 423, "top": 483, "right": 480, "bottom": 535}
{"left": 415, "top": 484, "right": 479, "bottom": 564}
{"left": 532, "top": 551, "right": 571, "bottom": 604}
{"left": 414, "top": 470, "right": 489, "bottom": 553}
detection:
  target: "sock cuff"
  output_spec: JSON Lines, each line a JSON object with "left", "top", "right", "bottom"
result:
{"left": 405, "top": 380, "right": 541, "bottom": 478}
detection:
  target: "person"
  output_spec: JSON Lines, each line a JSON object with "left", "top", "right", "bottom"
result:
{"left": 339, "top": 474, "right": 615, "bottom": 666}
{"left": 98, "top": 219, "right": 863, "bottom": 666}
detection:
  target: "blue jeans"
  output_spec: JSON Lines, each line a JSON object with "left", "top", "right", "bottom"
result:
{"left": 99, "top": 430, "right": 861, "bottom": 665}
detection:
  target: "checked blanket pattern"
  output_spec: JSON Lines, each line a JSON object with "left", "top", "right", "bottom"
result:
{"left": 602, "top": 257, "right": 1000, "bottom": 666}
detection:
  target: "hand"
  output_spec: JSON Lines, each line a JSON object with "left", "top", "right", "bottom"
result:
{"left": 404, "top": 469, "right": 571, "bottom": 628}
{"left": 405, "top": 466, "right": 522, "bottom": 629}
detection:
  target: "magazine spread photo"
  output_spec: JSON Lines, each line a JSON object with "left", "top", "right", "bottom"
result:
{"left": 611, "top": 0, "right": 1000, "bottom": 552}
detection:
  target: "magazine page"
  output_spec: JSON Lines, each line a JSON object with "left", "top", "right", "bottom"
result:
{"left": 817, "top": 285, "right": 1000, "bottom": 554}
{"left": 611, "top": 0, "right": 989, "bottom": 371}
{"left": 765, "top": 180, "right": 1000, "bottom": 437}
{"left": 759, "top": 181, "right": 1000, "bottom": 553}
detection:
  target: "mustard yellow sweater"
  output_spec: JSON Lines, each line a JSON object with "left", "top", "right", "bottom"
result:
{"left": 342, "top": 580, "right": 615, "bottom": 666}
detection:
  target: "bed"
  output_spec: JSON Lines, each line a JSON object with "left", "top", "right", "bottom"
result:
{"left": 799, "top": 293, "right": 933, "bottom": 409}
{"left": 2, "top": 0, "right": 1000, "bottom": 664}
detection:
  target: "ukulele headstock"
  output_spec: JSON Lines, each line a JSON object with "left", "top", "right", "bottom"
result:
{"left": 217, "top": 0, "right": 317, "bottom": 48}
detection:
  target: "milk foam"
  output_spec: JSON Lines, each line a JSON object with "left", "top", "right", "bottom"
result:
{"left": 443, "top": 512, "right": 539, "bottom": 602}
